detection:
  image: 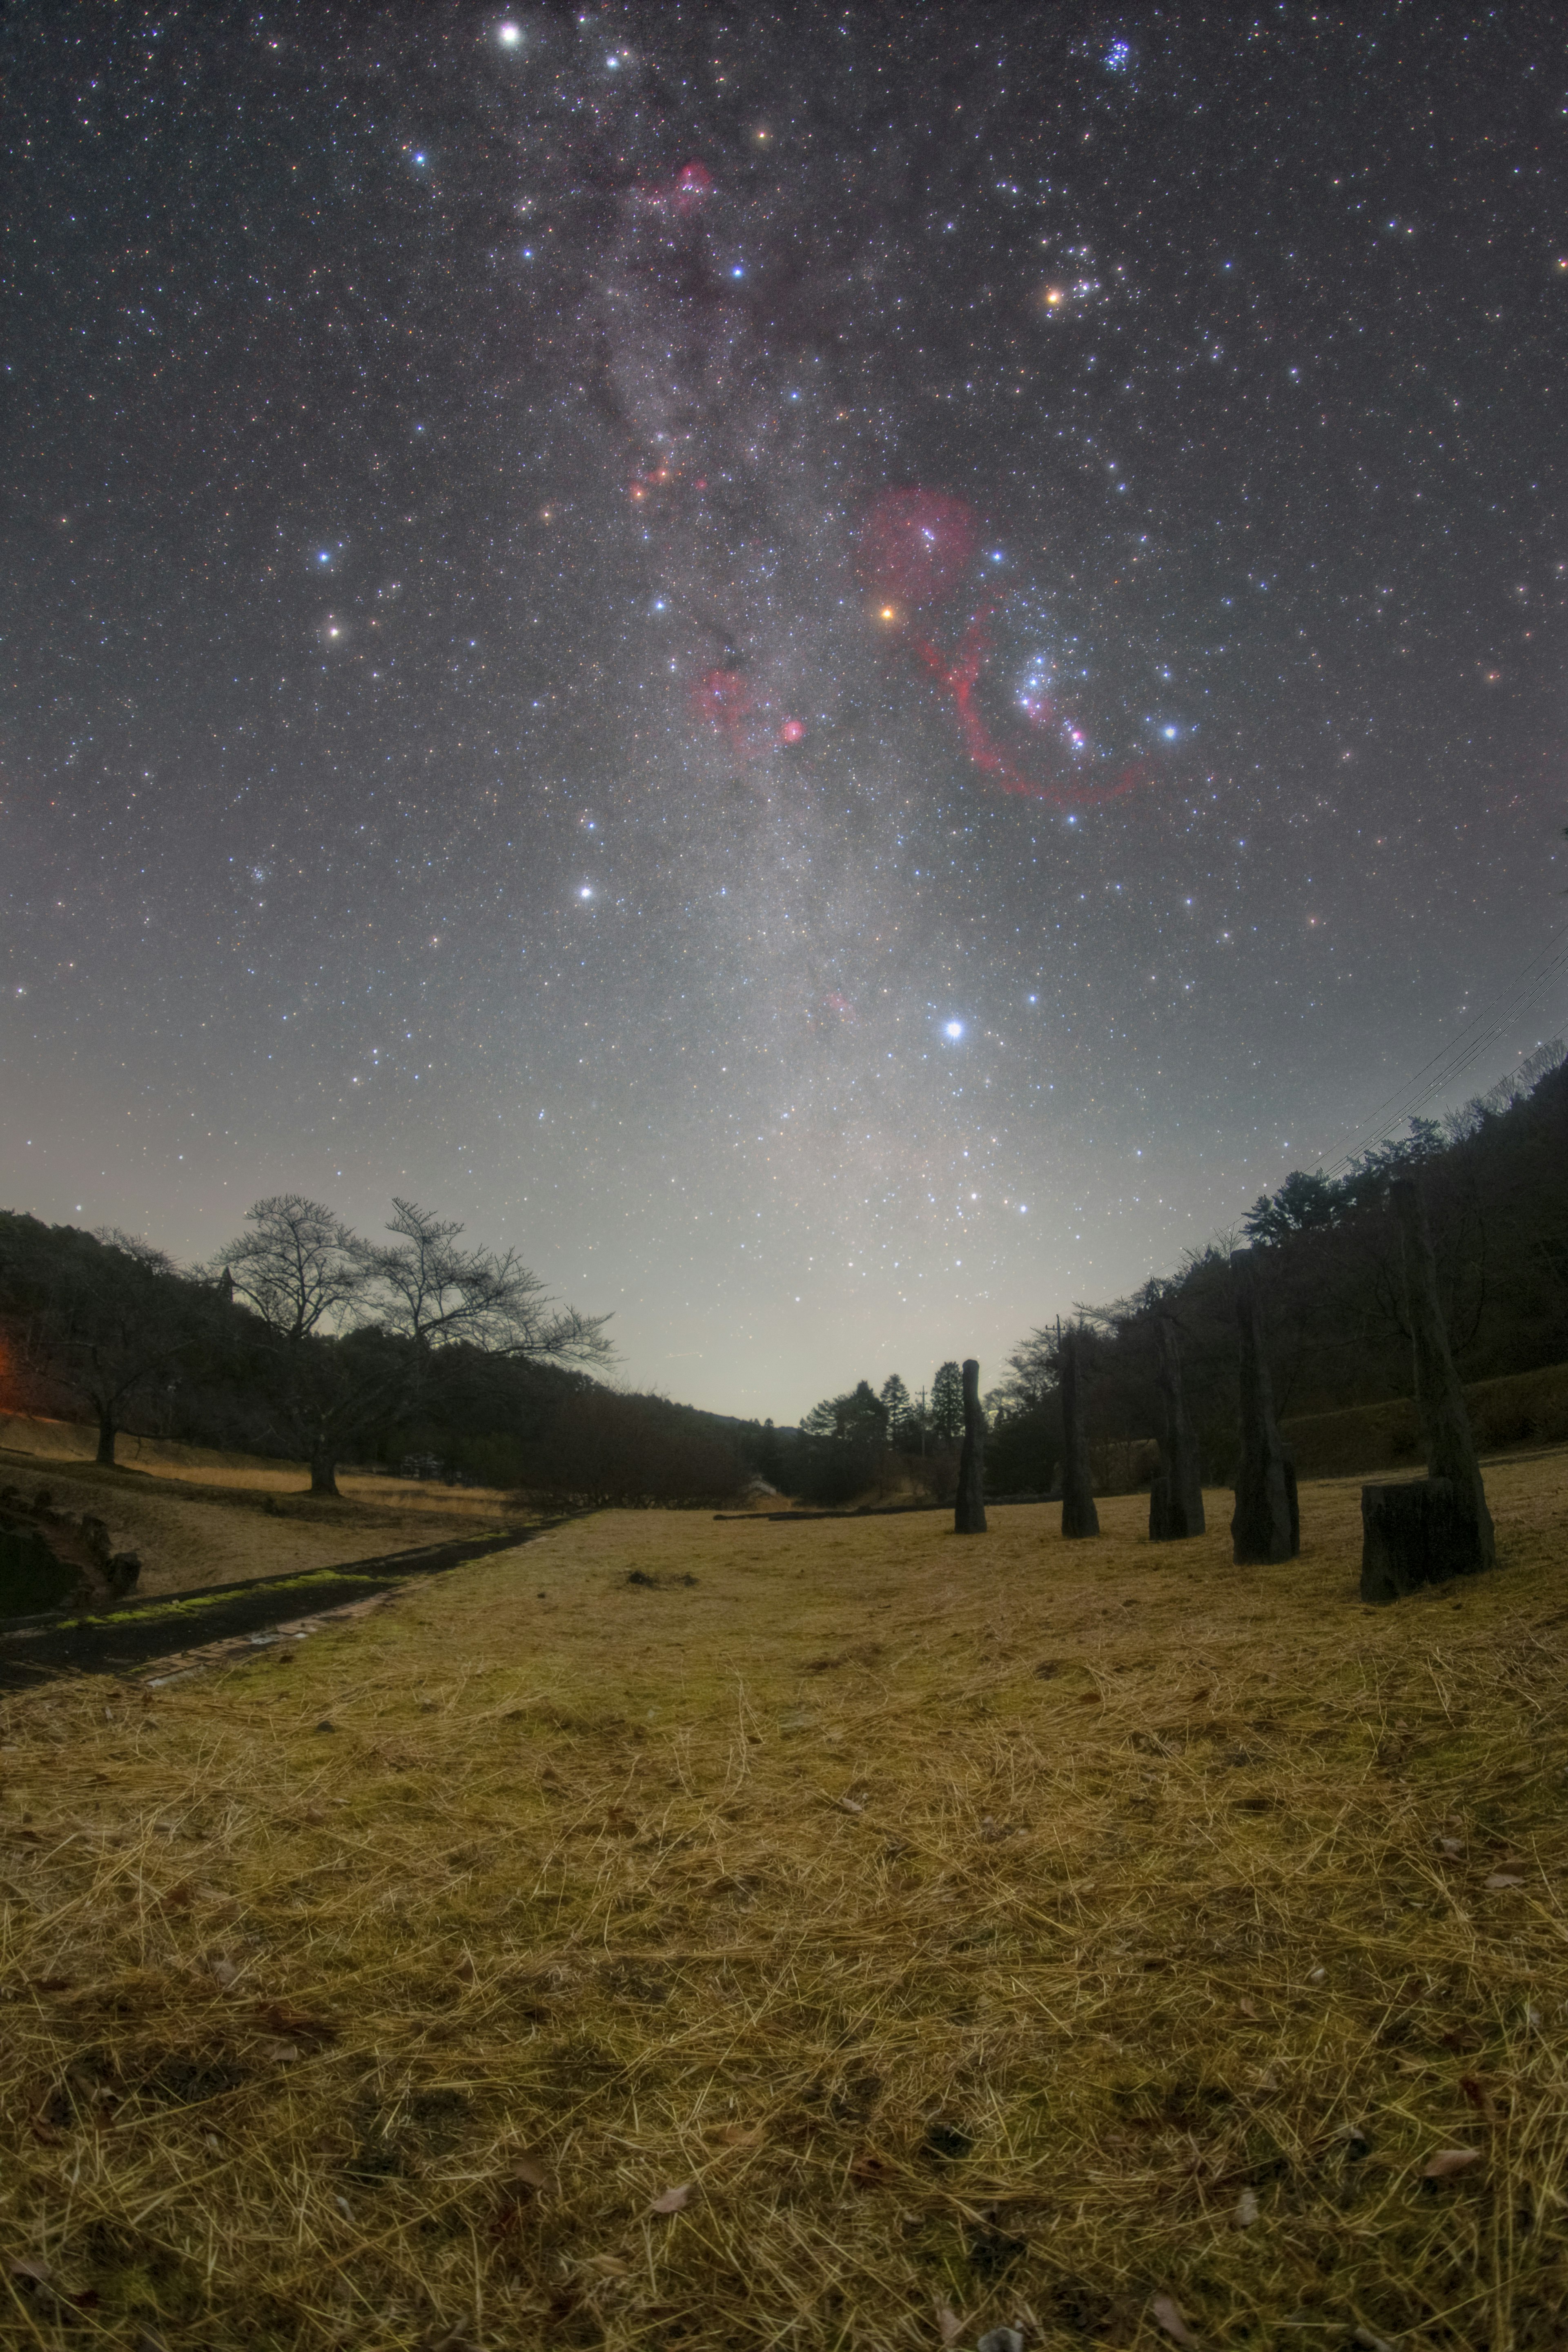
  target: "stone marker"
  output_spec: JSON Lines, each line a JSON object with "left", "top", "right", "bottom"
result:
{"left": 1360, "top": 1179, "right": 1495, "bottom": 1603}
{"left": 0, "top": 1526, "right": 79, "bottom": 1618}
{"left": 1229, "top": 1249, "right": 1299, "bottom": 1564}
{"left": 954, "top": 1358, "right": 987, "bottom": 1534}
{"left": 1060, "top": 1325, "right": 1100, "bottom": 1539}
{"left": 1149, "top": 1313, "right": 1205, "bottom": 1541}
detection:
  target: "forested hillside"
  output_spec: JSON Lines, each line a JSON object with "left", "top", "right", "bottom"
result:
{"left": 985, "top": 1048, "right": 1568, "bottom": 1493}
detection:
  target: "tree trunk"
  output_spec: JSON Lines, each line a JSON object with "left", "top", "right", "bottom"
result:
{"left": 1060, "top": 1328, "right": 1099, "bottom": 1539}
{"left": 1381, "top": 1177, "right": 1494, "bottom": 1583}
{"left": 1150, "top": 1313, "right": 1205, "bottom": 1541}
{"left": 309, "top": 1447, "right": 341, "bottom": 1498}
{"left": 95, "top": 1408, "right": 117, "bottom": 1468}
{"left": 1229, "top": 1250, "right": 1298, "bottom": 1564}
{"left": 1361, "top": 1478, "right": 1475, "bottom": 1605}
{"left": 954, "top": 1358, "right": 987, "bottom": 1534}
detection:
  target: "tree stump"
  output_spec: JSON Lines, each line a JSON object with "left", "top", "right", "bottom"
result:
{"left": 1361, "top": 1478, "right": 1487, "bottom": 1605}
{"left": 1229, "top": 1250, "right": 1299, "bottom": 1564}
{"left": 1060, "top": 1328, "right": 1099, "bottom": 1539}
{"left": 954, "top": 1358, "right": 987, "bottom": 1534}
{"left": 1149, "top": 1313, "right": 1205, "bottom": 1541}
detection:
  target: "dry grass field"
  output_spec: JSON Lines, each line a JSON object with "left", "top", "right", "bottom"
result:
{"left": 0, "top": 1417, "right": 530, "bottom": 1598}
{"left": 2, "top": 1454, "right": 1567, "bottom": 2350}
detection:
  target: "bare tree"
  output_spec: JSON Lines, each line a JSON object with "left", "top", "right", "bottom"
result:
{"left": 212, "top": 1195, "right": 612, "bottom": 1496}
{"left": 216, "top": 1196, "right": 368, "bottom": 1343}
{"left": 52, "top": 1232, "right": 197, "bottom": 1466}
{"left": 368, "top": 1199, "right": 612, "bottom": 1364}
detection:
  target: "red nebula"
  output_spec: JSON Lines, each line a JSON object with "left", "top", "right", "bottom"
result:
{"left": 673, "top": 160, "right": 713, "bottom": 215}
{"left": 859, "top": 488, "right": 978, "bottom": 609}
{"left": 910, "top": 613, "right": 1156, "bottom": 810}
{"left": 634, "top": 159, "right": 714, "bottom": 218}
{"left": 778, "top": 716, "right": 806, "bottom": 745}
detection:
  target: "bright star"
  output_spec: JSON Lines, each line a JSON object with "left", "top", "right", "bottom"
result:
{"left": 944, "top": 1021, "right": 964, "bottom": 1040}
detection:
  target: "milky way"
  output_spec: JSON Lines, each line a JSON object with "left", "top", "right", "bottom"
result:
{"left": 4, "top": 6, "right": 1564, "bottom": 1413}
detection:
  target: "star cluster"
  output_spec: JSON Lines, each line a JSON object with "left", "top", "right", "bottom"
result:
{"left": 3, "top": 6, "right": 1563, "bottom": 1413}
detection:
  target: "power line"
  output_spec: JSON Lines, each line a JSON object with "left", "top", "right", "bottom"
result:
{"left": 1319, "top": 916, "right": 1568, "bottom": 1180}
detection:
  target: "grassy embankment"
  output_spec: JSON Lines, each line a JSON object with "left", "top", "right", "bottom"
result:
{"left": 0, "top": 1415, "right": 532, "bottom": 1599}
{"left": 1, "top": 1455, "right": 1566, "bottom": 2349}
{"left": 1281, "top": 1362, "right": 1568, "bottom": 1482}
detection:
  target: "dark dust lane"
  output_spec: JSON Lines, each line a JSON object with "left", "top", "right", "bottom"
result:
{"left": 0, "top": 1527, "right": 555, "bottom": 1692}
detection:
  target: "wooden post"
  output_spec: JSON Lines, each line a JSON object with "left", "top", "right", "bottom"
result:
{"left": 1060, "top": 1325, "right": 1100, "bottom": 1539}
{"left": 1149, "top": 1312, "right": 1205, "bottom": 1541}
{"left": 954, "top": 1358, "right": 987, "bottom": 1533}
{"left": 1360, "top": 1180, "right": 1494, "bottom": 1601}
{"left": 1229, "top": 1250, "right": 1298, "bottom": 1564}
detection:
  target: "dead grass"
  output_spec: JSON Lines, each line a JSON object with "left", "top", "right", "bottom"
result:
{"left": 0, "top": 1418, "right": 531, "bottom": 1598}
{"left": 1, "top": 1456, "right": 1567, "bottom": 2350}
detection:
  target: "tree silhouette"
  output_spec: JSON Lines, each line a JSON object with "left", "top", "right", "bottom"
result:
{"left": 930, "top": 1359, "right": 964, "bottom": 1445}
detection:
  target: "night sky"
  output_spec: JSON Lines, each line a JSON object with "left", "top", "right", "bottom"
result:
{"left": 5, "top": 4, "right": 1565, "bottom": 1418}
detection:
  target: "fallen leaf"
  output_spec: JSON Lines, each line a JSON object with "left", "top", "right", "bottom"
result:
{"left": 209, "top": 1957, "right": 240, "bottom": 1989}
{"left": 709, "top": 2123, "right": 766, "bottom": 2149}
{"left": 1484, "top": 1873, "right": 1524, "bottom": 1891}
{"left": 1422, "top": 2147, "right": 1481, "bottom": 2180}
{"left": 1235, "top": 2187, "right": 1259, "bottom": 2227}
{"left": 583, "top": 2253, "right": 631, "bottom": 2278}
{"left": 1151, "top": 2291, "right": 1200, "bottom": 2347}
{"left": 648, "top": 2183, "right": 692, "bottom": 2214}
{"left": 934, "top": 2302, "right": 964, "bottom": 2348}
{"left": 1433, "top": 1835, "right": 1464, "bottom": 1857}
{"left": 258, "top": 2038, "right": 299, "bottom": 2063}
{"left": 1238, "top": 1997, "right": 1260, "bottom": 2019}
{"left": 507, "top": 2153, "right": 550, "bottom": 2190}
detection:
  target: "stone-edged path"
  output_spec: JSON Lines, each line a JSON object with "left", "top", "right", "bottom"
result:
{"left": 0, "top": 1526, "right": 552, "bottom": 1693}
